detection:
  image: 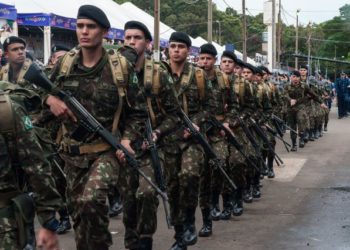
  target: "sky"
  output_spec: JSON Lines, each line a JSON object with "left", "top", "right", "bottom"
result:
{"left": 212, "top": 0, "right": 348, "bottom": 25}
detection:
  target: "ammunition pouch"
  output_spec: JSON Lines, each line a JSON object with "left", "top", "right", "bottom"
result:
{"left": 0, "top": 193, "right": 35, "bottom": 248}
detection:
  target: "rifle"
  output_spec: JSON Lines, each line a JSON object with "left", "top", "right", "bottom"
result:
{"left": 209, "top": 116, "right": 259, "bottom": 171}
{"left": 145, "top": 116, "right": 172, "bottom": 228}
{"left": 263, "top": 120, "right": 291, "bottom": 153}
{"left": 236, "top": 116, "right": 268, "bottom": 171}
{"left": 23, "top": 63, "right": 169, "bottom": 204}
{"left": 177, "top": 110, "right": 237, "bottom": 190}
{"left": 271, "top": 114, "right": 298, "bottom": 134}
{"left": 248, "top": 117, "right": 284, "bottom": 165}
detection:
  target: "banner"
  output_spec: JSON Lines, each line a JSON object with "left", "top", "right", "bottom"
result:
{"left": 17, "top": 13, "right": 50, "bottom": 26}
{"left": 0, "top": 3, "right": 17, "bottom": 20}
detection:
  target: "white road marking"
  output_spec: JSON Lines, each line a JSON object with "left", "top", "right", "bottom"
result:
{"left": 273, "top": 158, "right": 307, "bottom": 182}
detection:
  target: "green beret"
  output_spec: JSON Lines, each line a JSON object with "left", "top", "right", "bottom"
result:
{"left": 200, "top": 43, "right": 217, "bottom": 56}
{"left": 77, "top": 5, "right": 110, "bottom": 29}
{"left": 169, "top": 32, "right": 191, "bottom": 47}
{"left": 3, "top": 36, "right": 26, "bottom": 51}
{"left": 124, "top": 21, "right": 152, "bottom": 41}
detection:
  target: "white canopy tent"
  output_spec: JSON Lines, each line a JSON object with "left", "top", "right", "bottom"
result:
{"left": 0, "top": 0, "right": 256, "bottom": 65}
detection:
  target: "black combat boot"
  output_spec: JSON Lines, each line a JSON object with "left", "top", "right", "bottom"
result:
{"left": 252, "top": 172, "right": 261, "bottom": 198}
{"left": 243, "top": 186, "right": 253, "bottom": 203}
{"left": 198, "top": 208, "right": 212, "bottom": 237}
{"left": 299, "top": 133, "right": 305, "bottom": 148}
{"left": 304, "top": 130, "right": 309, "bottom": 143}
{"left": 267, "top": 154, "right": 275, "bottom": 179}
{"left": 210, "top": 193, "right": 221, "bottom": 221}
{"left": 318, "top": 125, "right": 323, "bottom": 137}
{"left": 232, "top": 189, "right": 243, "bottom": 216}
{"left": 56, "top": 207, "right": 72, "bottom": 234}
{"left": 108, "top": 190, "right": 123, "bottom": 217}
{"left": 314, "top": 128, "right": 319, "bottom": 139}
{"left": 182, "top": 208, "right": 197, "bottom": 246}
{"left": 139, "top": 237, "right": 153, "bottom": 250}
{"left": 324, "top": 122, "right": 328, "bottom": 132}
{"left": 170, "top": 225, "right": 187, "bottom": 250}
{"left": 56, "top": 216, "right": 72, "bottom": 234}
{"left": 309, "top": 129, "right": 315, "bottom": 141}
{"left": 291, "top": 137, "right": 297, "bottom": 151}
{"left": 220, "top": 194, "right": 233, "bottom": 220}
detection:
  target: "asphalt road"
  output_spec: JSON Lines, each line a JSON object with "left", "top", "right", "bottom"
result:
{"left": 52, "top": 107, "right": 350, "bottom": 250}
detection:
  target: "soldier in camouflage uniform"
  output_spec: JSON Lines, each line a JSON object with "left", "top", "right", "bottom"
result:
{"left": 116, "top": 21, "right": 179, "bottom": 250}
{"left": 46, "top": 5, "right": 131, "bottom": 249}
{"left": 163, "top": 32, "right": 211, "bottom": 250}
{"left": 0, "top": 83, "right": 62, "bottom": 250}
{"left": 0, "top": 36, "right": 71, "bottom": 242}
{"left": 284, "top": 71, "right": 327, "bottom": 151}
{"left": 196, "top": 44, "right": 231, "bottom": 236}
{"left": 299, "top": 65, "right": 313, "bottom": 143}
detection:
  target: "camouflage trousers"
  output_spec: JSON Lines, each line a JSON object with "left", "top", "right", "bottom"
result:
{"left": 61, "top": 150, "right": 120, "bottom": 250}
{"left": 305, "top": 103, "right": 317, "bottom": 129}
{"left": 164, "top": 143, "right": 205, "bottom": 226}
{"left": 223, "top": 127, "right": 256, "bottom": 195}
{"left": 287, "top": 107, "right": 308, "bottom": 139}
{"left": 199, "top": 137, "right": 229, "bottom": 210}
{"left": 0, "top": 215, "right": 20, "bottom": 250}
{"left": 119, "top": 153, "right": 159, "bottom": 249}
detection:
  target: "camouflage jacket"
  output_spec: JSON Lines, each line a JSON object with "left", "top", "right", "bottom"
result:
{"left": 284, "top": 82, "right": 322, "bottom": 110}
{"left": 162, "top": 61, "right": 212, "bottom": 151}
{"left": 50, "top": 48, "right": 133, "bottom": 146}
{"left": 121, "top": 57, "right": 180, "bottom": 151}
{"left": 0, "top": 87, "right": 61, "bottom": 225}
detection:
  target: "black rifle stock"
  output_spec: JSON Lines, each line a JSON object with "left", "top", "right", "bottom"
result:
{"left": 23, "top": 63, "right": 169, "bottom": 202}
{"left": 271, "top": 114, "right": 298, "bottom": 134}
{"left": 145, "top": 116, "right": 172, "bottom": 228}
{"left": 248, "top": 117, "right": 284, "bottom": 165}
{"left": 177, "top": 110, "right": 237, "bottom": 190}
{"left": 209, "top": 116, "right": 259, "bottom": 171}
{"left": 236, "top": 116, "right": 268, "bottom": 171}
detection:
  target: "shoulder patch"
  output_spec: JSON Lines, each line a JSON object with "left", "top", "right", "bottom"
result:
{"left": 22, "top": 116, "right": 33, "bottom": 130}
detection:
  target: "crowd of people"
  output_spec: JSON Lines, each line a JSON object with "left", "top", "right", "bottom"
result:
{"left": 0, "top": 4, "right": 340, "bottom": 250}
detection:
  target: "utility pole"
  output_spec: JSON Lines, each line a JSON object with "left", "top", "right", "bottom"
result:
{"left": 208, "top": 0, "right": 213, "bottom": 43}
{"left": 295, "top": 9, "right": 300, "bottom": 69}
{"left": 242, "top": 0, "right": 247, "bottom": 62}
{"left": 153, "top": 0, "right": 160, "bottom": 62}
{"left": 271, "top": 0, "right": 276, "bottom": 69}
{"left": 307, "top": 21, "right": 312, "bottom": 76}
{"left": 216, "top": 20, "right": 221, "bottom": 45}
{"left": 276, "top": 0, "right": 282, "bottom": 68}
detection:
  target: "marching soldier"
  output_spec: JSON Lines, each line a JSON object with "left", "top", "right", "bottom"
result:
{"left": 163, "top": 31, "right": 211, "bottom": 250}
{"left": 0, "top": 83, "right": 62, "bottom": 250}
{"left": 46, "top": 5, "right": 132, "bottom": 249}
{"left": 284, "top": 71, "right": 327, "bottom": 151}
{"left": 117, "top": 20, "right": 179, "bottom": 250}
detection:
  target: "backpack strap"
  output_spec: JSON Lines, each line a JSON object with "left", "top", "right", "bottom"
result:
{"left": 144, "top": 56, "right": 157, "bottom": 126}
{"left": 107, "top": 49, "right": 129, "bottom": 134}
{"left": 59, "top": 47, "right": 80, "bottom": 77}
{"left": 0, "top": 64, "right": 10, "bottom": 81}
{"left": 194, "top": 67, "right": 206, "bottom": 101}
{"left": 17, "top": 59, "right": 32, "bottom": 85}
